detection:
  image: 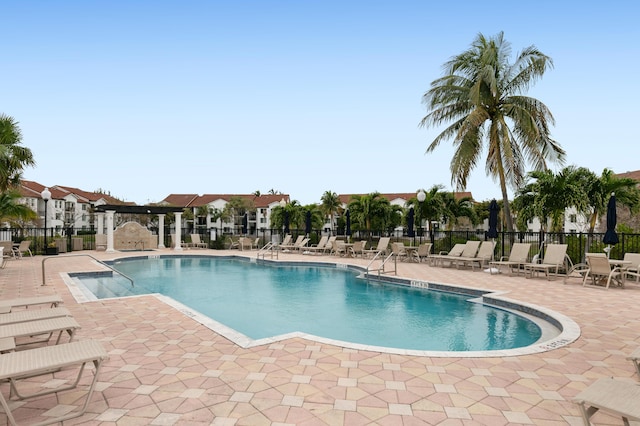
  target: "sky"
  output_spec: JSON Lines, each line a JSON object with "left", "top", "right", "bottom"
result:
{"left": 3, "top": 1, "right": 640, "bottom": 206}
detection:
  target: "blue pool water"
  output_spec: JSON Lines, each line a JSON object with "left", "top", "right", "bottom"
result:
{"left": 73, "top": 256, "right": 542, "bottom": 352}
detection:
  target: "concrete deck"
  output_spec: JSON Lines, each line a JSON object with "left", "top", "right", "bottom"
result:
{"left": 1, "top": 248, "right": 639, "bottom": 425}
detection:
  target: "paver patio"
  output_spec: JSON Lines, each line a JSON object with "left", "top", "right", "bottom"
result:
{"left": 0, "top": 248, "right": 638, "bottom": 425}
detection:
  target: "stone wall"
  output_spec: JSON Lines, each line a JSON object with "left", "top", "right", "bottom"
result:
{"left": 113, "top": 222, "right": 158, "bottom": 250}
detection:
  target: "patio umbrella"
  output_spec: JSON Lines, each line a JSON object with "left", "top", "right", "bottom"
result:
{"left": 487, "top": 199, "right": 499, "bottom": 239}
{"left": 242, "top": 213, "right": 248, "bottom": 235}
{"left": 305, "top": 210, "right": 312, "bottom": 236}
{"left": 345, "top": 210, "right": 351, "bottom": 237}
{"left": 407, "top": 207, "right": 415, "bottom": 238}
{"left": 603, "top": 193, "right": 618, "bottom": 256}
{"left": 283, "top": 210, "right": 290, "bottom": 234}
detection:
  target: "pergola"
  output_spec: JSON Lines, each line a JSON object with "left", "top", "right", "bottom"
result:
{"left": 94, "top": 205, "right": 186, "bottom": 252}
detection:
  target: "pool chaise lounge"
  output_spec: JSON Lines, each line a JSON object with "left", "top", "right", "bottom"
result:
{"left": 0, "top": 316, "right": 81, "bottom": 346}
{"left": 573, "top": 377, "right": 640, "bottom": 426}
{"left": 0, "top": 306, "right": 71, "bottom": 326}
{"left": 628, "top": 347, "right": 640, "bottom": 378}
{"left": 0, "top": 339, "right": 108, "bottom": 426}
{"left": 0, "top": 295, "right": 63, "bottom": 313}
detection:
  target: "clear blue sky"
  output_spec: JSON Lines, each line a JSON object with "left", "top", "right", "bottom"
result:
{"left": 4, "top": 1, "right": 639, "bottom": 205}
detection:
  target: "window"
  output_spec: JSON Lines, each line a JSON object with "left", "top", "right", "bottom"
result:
{"left": 569, "top": 214, "right": 577, "bottom": 223}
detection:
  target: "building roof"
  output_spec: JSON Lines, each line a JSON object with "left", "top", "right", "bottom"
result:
{"left": 53, "top": 185, "right": 125, "bottom": 205}
{"left": 163, "top": 194, "right": 291, "bottom": 208}
{"left": 615, "top": 170, "right": 640, "bottom": 181}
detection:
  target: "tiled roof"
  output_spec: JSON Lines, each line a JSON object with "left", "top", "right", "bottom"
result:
{"left": 168, "top": 194, "right": 291, "bottom": 208}
{"left": 615, "top": 169, "right": 640, "bottom": 181}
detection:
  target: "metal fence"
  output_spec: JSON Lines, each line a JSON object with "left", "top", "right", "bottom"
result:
{"left": 4, "top": 226, "right": 640, "bottom": 265}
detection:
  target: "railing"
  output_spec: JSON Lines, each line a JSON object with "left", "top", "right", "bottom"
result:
{"left": 366, "top": 251, "right": 397, "bottom": 277}
{"left": 257, "top": 242, "right": 278, "bottom": 260}
{"left": 42, "top": 254, "right": 134, "bottom": 287}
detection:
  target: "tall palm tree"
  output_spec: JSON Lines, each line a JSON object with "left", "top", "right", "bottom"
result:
{"left": 320, "top": 190, "right": 342, "bottom": 234}
{"left": 0, "top": 114, "right": 35, "bottom": 192}
{"left": 585, "top": 168, "right": 640, "bottom": 234}
{"left": 441, "top": 192, "right": 478, "bottom": 230}
{"left": 419, "top": 32, "right": 566, "bottom": 232}
{"left": 406, "top": 185, "right": 447, "bottom": 234}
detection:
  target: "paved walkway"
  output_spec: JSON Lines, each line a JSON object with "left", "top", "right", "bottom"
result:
{"left": 1, "top": 248, "right": 639, "bottom": 425}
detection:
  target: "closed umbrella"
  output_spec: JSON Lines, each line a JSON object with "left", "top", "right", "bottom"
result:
{"left": 603, "top": 193, "right": 618, "bottom": 257}
{"left": 407, "top": 207, "right": 415, "bottom": 238}
{"left": 242, "top": 213, "right": 248, "bottom": 235}
{"left": 283, "top": 211, "right": 290, "bottom": 235}
{"left": 345, "top": 210, "right": 351, "bottom": 237}
{"left": 487, "top": 199, "right": 499, "bottom": 239}
{"left": 305, "top": 210, "right": 312, "bottom": 236}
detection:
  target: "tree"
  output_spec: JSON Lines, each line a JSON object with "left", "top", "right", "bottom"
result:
{"left": 441, "top": 192, "right": 478, "bottom": 230}
{"left": 348, "top": 192, "right": 391, "bottom": 235}
{"left": 0, "top": 189, "right": 37, "bottom": 226}
{"left": 405, "top": 185, "right": 448, "bottom": 233}
{"left": 419, "top": 32, "right": 565, "bottom": 233}
{"left": 585, "top": 168, "right": 640, "bottom": 234}
{"left": 0, "top": 114, "right": 36, "bottom": 192}
{"left": 320, "top": 190, "right": 342, "bottom": 234}
{"left": 513, "top": 166, "right": 592, "bottom": 232}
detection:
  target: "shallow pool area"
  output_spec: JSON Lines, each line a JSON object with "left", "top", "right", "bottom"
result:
{"left": 64, "top": 255, "right": 579, "bottom": 357}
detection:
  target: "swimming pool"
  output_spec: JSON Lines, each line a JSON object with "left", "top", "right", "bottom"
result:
{"left": 66, "top": 255, "right": 576, "bottom": 355}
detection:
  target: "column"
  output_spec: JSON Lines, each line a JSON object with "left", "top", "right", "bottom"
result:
{"left": 158, "top": 214, "right": 166, "bottom": 248}
{"left": 97, "top": 213, "right": 104, "bottom": 234}
{"left": 174, "top": 212, "right": 183, "bottom": 251}
{"left": 106, "top": 210, "right": 115, "bottom": 253}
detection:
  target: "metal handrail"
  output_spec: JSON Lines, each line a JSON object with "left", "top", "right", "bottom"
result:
{"left": 257, "top": 242, "right": 278, "bottom": 260}
{"left": 42, "top": 254, "right": 134, "bottom": 287}
{"left": 365, "top": 250, "right": 397, "bottom": 277}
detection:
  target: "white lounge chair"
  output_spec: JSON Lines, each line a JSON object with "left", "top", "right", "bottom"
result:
{"left": 0, "top": 306, "right": 71, "bottom": 326}
{"left": 622, "top": 252, "right": 640, "bottom": 282}
{"left": 363, "top": 237, "right": 390, "bottom": 258}
{"left": 453, "top": 240, "right": 495, "bottom": 271}
{"left": 189, "top": 234, "right": 208, "bottom": 249}
{"left": 489, "top": 243, "right": 531, "bottom": 275}
{"left": 582, "top": 253, "right": 624, "bottom": 289}
{"left": 304, "top": 236, "right": 329, "bottom": 255}
{"left": 0, "top": 295, "right": 64, "bottom": 313}
{"left": 0, "top": 339, "right": 108, "bottom": 426}
{"left": 430, "top": 243, "right": 466, "bottom": 267}
{"left": 0, "top": 316, "right": 81, "bottom": 346}
{"left": 573, "top": 377, "right": 640, "bottom": 426}
{"left": 12, "top": 240, "right": 33, "bottom": 258}
{"left": 413, "top": 243, "right": 432, "bottom": 263}
{"left": 434, "top": 241, "right": 480, "bottom": 268}
{"left": 523, "top": 244, "right": 568, "bottom": 280}
{"left": 281, "top": 235, "right": 304, "bottom": 251}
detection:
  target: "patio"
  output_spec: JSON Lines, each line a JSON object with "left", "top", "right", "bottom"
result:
{"left": 1, "top": 248, "right": 639, "bottom": 425}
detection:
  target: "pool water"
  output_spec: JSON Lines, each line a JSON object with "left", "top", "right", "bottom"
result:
{"left": 73, "top": 256, "right": 542, "bottom": 352}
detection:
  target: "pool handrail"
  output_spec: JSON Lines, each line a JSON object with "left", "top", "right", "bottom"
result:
{"left": 42, "top": 254, "right": 134, "bottom": 287}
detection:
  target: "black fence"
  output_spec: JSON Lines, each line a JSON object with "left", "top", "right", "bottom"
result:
{"left": 4, "top": 226, "right": 640, "bottom": 266}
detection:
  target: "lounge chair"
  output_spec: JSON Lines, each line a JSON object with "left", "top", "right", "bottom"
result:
{"left": 413, "top": 243, "right": 432, "bottom": 263}
{"left": 237, "top": 237, "right": 253, "bottom": 251}
{"left": 363, "top": 237, "right": 390, "bottom": 258}
{"left": 330, "top": 240, "right": 347, "bottom": 257}
{"left": 573, "top": 377, "right": 640, "bottom": 426}
{"left": 0, "top": 306, "right": 71, "bottom": 326}
{"left": 292, "top": 238, "right": 309, "bottom": 251}
{"left": 523, "top": 244, "right": 568, "bottom": 280}
{"left": 281, "top": 235, "right": 304, "bottom": 251}
{"left": 303, "top": 236, "right": 329, "bottom": 255}
{"left": 627, "top": 347, "right": 640, "bottom": 378}
{"left": 12, "top": 240, "right": 33, "bottom": 258}
{"left": 0, "top": 295, "right": 64, "bottom": 313}
{"left": 489, "top": 243, "right": 531, "bottom": 275}
{"left": 0, "top": 339, "right": 108, "bottom": 426}
{"left": 622, "top": 252, "right": 640, "bottom": 282}
{"left": 430, "top": 243, "right": 465, "bottom": 267}
{"left": 280, "top": 234, "right": 292, "bottom": 247}
{"left": 349, "top": 240, "right": 367, "bottom": 258}
{"left": 453, "top": 240, "right": 495, "bottom": 271}
{"left": 391, "top": 242, "right": 408, "bottom": 262}
{"left": 434, "top": 241, "right": 480, "bottom": 268}
{"left": 0, "top": 316, "right": 81, "bottom": 346}
{"left": 189, "top": 234, "right": 208, "bottom": 249}
{"left": 582, "top": 253, "right": 624, "bottom": 289}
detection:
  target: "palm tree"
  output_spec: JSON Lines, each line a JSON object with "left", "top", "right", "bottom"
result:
{"left": 0, "top": 114, "right": 36, "bottom": 192}
{"left": 441, "top": 192, "right": 478, "bottom": 230}
{"left": 419, "top": 32, "right": 566, "bottom": 232}
{"left": 513, "top": 166, "right": 592, "bottom": 232}
{"left": 320, "top": 190, "right": 342, "bottom": 234}
{"left": 585, "top": 168, "right": 640, "bottom": 234}
{"left": 348, "top": 192, "right": 391, "bottom": 236}
{"left": 406, "top": 185, "right": 447, "bottom": 234}
{"left": 0, "top": 189, "right": 37, "bottom": 225}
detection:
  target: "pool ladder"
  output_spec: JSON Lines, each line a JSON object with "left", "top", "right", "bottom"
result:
{"left": 365, "top": 251, "right": 397, "bottom": 278}
{"left": 257, "top": 242, "right": 279, "bottom": 260}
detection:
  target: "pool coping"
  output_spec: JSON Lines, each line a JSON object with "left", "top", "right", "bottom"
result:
{"left": 62, "top": 253, "right": 581, "bottom": 358}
